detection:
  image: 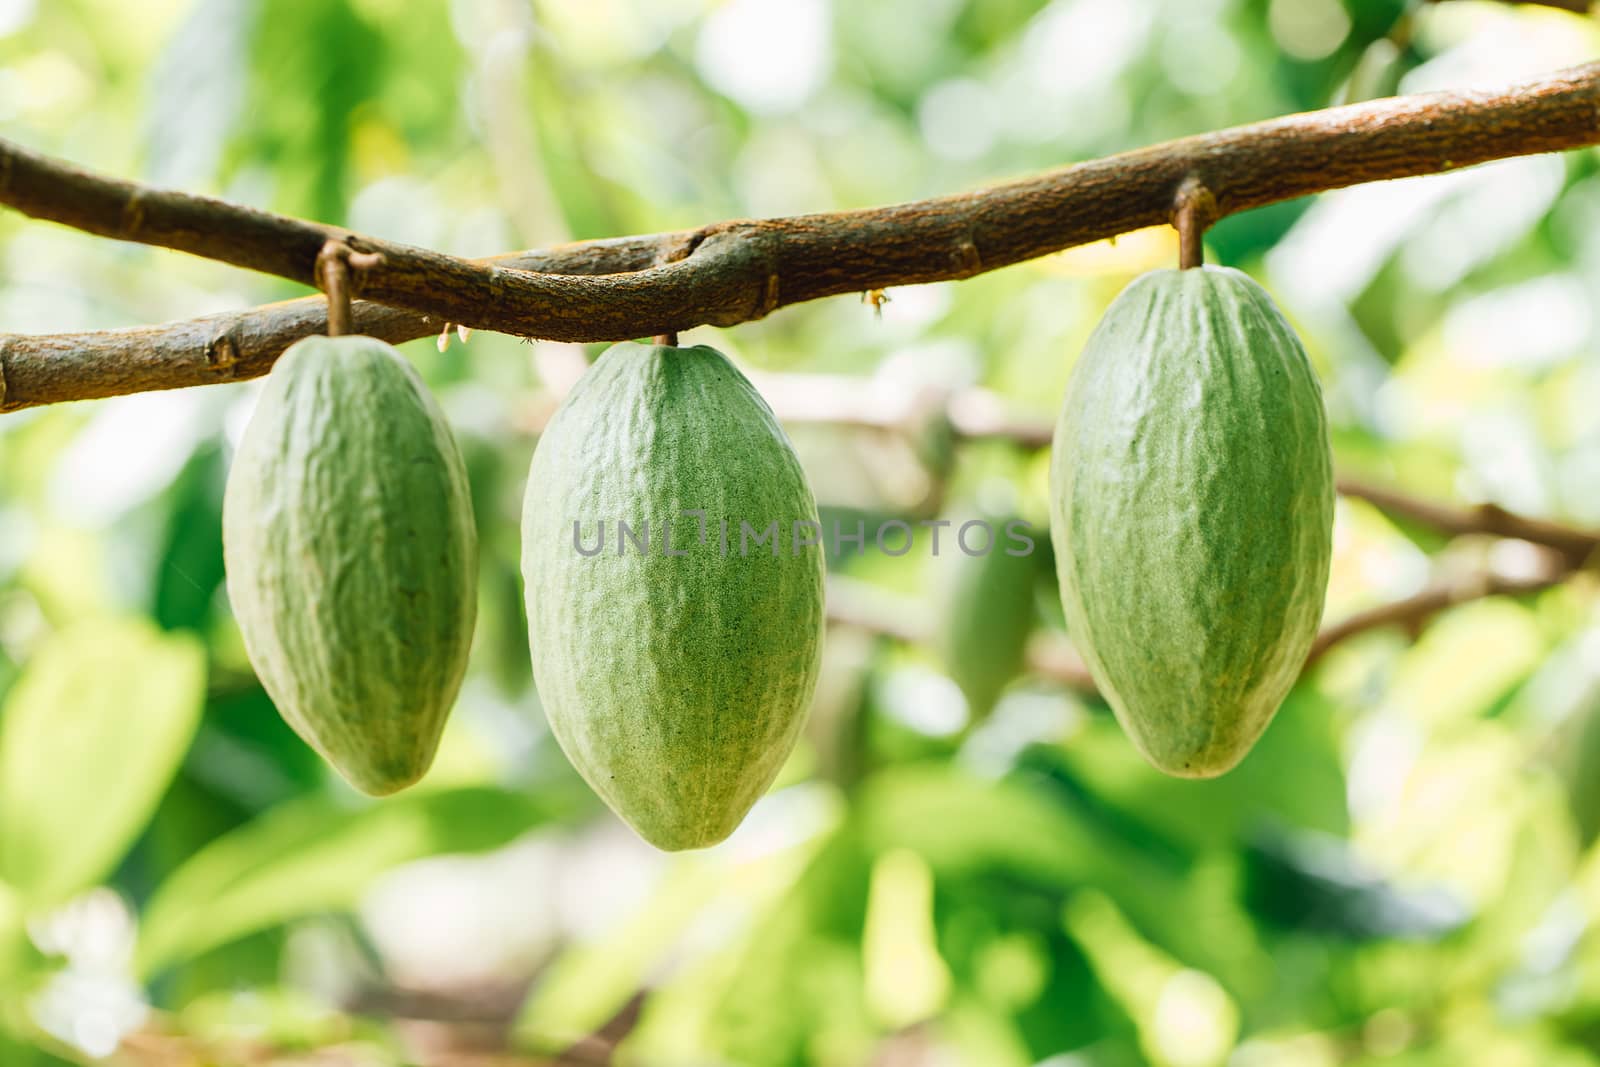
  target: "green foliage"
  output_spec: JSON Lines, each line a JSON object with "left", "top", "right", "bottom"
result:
{"left": 240, "top": 0, "right": 384, "bottom": 223}
{"left": 137, "top": 784, "right": 570, "bottom": 978}
{"left": 0, "top": 618, "right": 204, "bottom": 910}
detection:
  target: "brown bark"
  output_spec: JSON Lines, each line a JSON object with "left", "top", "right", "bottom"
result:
{"left": 0, "top": 62, "right": 1597, "bottom": 411}
{"left": 1303, "top": 568, "right": 1574, "bottom": 665}
{"left": 1337, "top": 477, "right": 1600, "bottom": 566}
{"left": 1431, "top": 0, "right": 1592, "bottom": 11}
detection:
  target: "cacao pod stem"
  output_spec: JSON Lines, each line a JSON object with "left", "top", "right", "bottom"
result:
{"left": 314, "top": 240, "right": 386, "bottom": 337}
{"left": 1172, "top": 176, "right": 1218, "bottom": 270}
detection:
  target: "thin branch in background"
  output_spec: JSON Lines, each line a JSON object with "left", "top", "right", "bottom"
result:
{"left": 1431, "top": 0, "right": 1592, "bottom": 11}
{"left": 1304, "top": 562, "right": 1578, "bottom": 665}
{"left": 517, "top": 369, "right": 1600, "bottom": 656}
{"left": 1336, "top": 476, "right": 1600, "bottom": 566}
{"left": 0, "top": 62, "right": 1597, "bottom": 409}
{"left": 824, "top": 575, "right": 934, "bottom": 647}
{"left": 833, "top": 547, "right": 1589, "bottom": 698}
{"left": 116, "top": 1025, "right": 610, "bottom": 1067}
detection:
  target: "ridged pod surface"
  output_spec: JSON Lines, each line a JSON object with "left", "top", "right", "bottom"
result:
{"left": 522, "top": 342, "right": 825, "bottom": 851}
{"left": 223, "top": 335, "right": 478, "bottom": 795}
{"left": 1049, "top": 267, "right": 1333, "bottom": 777}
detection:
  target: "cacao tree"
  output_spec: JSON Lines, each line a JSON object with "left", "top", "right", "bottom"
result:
{"left": 0, "top": 1, "right": 1597, "bottom": 1066}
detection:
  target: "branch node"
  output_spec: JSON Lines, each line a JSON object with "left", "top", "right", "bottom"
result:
{"left": 347, "top": 249, "right": 387, "bottom": 273}
{"left": 761, "top": 271, "right": 781, "bottom": 316}
{"left": 661, "top": 230, "right": 707, "bottom": 265}
{"left": 952, "top": 238, "right": 983, "bottom": 276}
{"left": 1172, "top": 175, "right": 1219, "bottom": 270}
{"left": 314, "top": 239, "right": 386, "bottom": 338}
{"left": 205, "top": 330, "right": 240, "bottom": 376}
{"left": 121, "top": 189, "right": 147, "bottom": 238}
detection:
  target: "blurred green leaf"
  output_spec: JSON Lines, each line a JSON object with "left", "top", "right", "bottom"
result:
{"left": 936, "top": 996, "right": 1033, "bottom": 1067}
{"left": 0, "top": 1030, "right": 75, "bottom": 1067}
{"left": 0, "top": 618, "right": 205, "bottom": 909}
{"left": 1242, "top": 827, "right": 1470, "bottom": 941}
{"left": 713, "top": 828, "right": 877, "bottom": 1066}
{"left": 136, "top": 785, "right": 570, "bottom": 977}
{"left": 144, "top": 0, "right": 252, "bottom": 189}
{"left": 178, "top": 985, "right": 356, "bottom": 1050}
{"left": 524, "top": 54, "right": 621, "bottom": 242}
{"left": 237, "top": 0, "right": 383, "bottom": 223}
{"left": 1051, "top": 687, "right": 1349, "bottom": 854}
{"left": 516, "top": 859, "right": 722, "bottom": 1052}
{"left": 1380, "top": 599, "right": 1548, "bottom": 729}
{"left": 0, "top": 880, "right": 27, "bottom": 981}
{"left": 150, "top": 440, "right": 227, "bottom": 633}
{"left": 1064, "top": 889, "right": 1240, "bottom": 1067}
{"left": 862, "top": 848, "right": 950, "bottom": 1028}
{"left": 855, "top": 763, "right": 1119, "bottom": 887}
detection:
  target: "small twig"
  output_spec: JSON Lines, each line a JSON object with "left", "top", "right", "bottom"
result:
{"left": 837, "top": 555, "right": 1585, "bottom": 696}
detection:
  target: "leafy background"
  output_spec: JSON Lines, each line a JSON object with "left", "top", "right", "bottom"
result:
{"left": 3, "top": 0, "right": 1600, "bottom": 1064}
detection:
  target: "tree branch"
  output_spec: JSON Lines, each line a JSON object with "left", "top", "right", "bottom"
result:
{"left": 1337, "top": 476, "right": 1600, "bottom": 566}
{"left": 1431, "top": 0, "right": 1592, "bottom": 12}
{"left": 834, "top": 549, "right": 1587, "bottom": 697}
{"left": 1304, "top": 564, "right": 1577, "bottom": 665}
{"left": 1, "top": 62, "right": 1598, "bottom": 410}
{"left": 801, "top": 391, "right": 1600, "bottom": 690}
{"left": 0, "top": 238, "right": 677, "bottom": 411}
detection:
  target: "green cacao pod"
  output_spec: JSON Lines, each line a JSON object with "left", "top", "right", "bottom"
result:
{"left": 1545, "top": 682, "right": 1600, "bottom": 846}
{"left": 521, "top": 342, "right": 825, "bottom": 851}
{"left": 933, "top": 516, "right": 1038, "bottom": 720}
{"left": 223, "top": 335, "right": 478, "bottom": 796}
{"left": 1049, "top": 266, "right": 1333, "bottom": 777}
